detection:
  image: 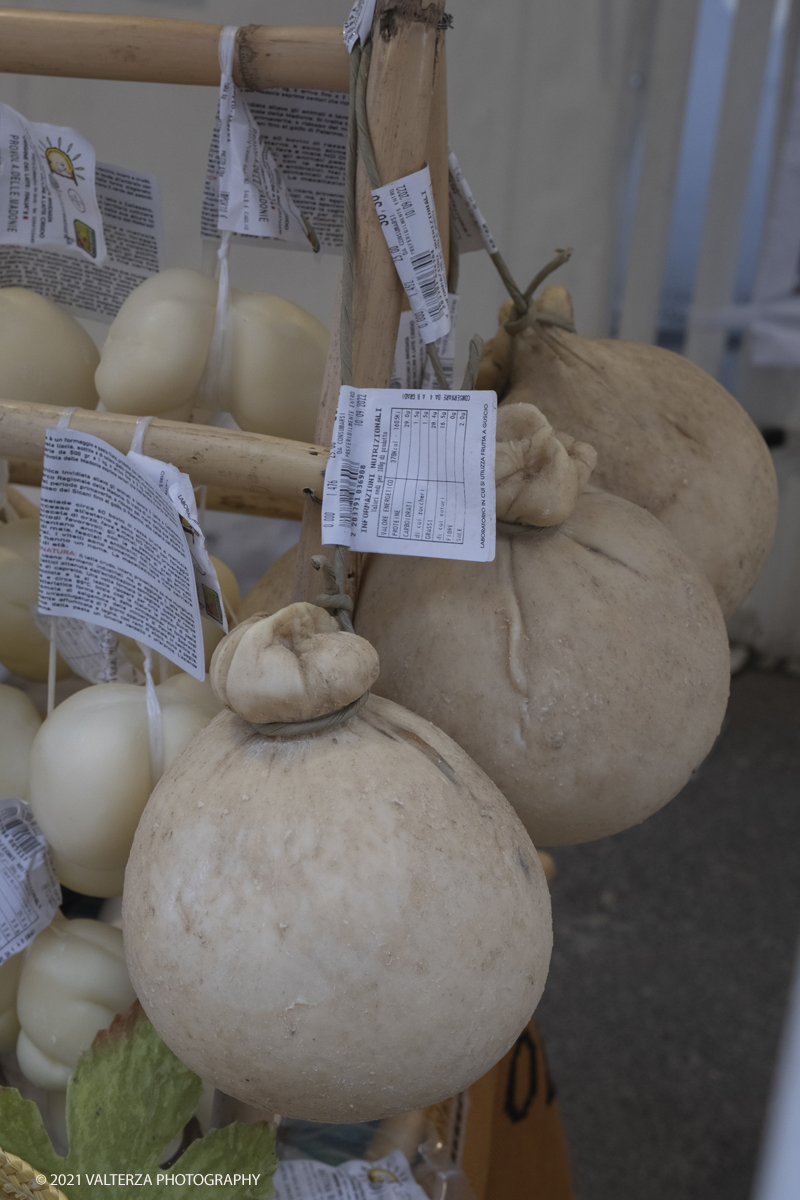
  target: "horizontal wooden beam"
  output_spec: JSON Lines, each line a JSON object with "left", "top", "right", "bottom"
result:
{"left": 0, "top": 401, "right": 327, "bottom": 509}
{"left": 0, "top": 10, "right": 350, "bottom": 91}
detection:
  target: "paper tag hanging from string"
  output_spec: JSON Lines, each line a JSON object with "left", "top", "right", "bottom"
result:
{"left": 31, "top": 612, "right": 143, "bottom": 685}
{"left": 447, "top": 149, "right": 498, "bottom": 255}
{"left": 214, "top": 26, "right": 317, "bottom": 250}
{"left": 0, "top": 799, "right": 61, "bottom": 967}
{"left": 392, "top": 295, "right": 460, "bottom": 389}
{"left": 0, "top": 102, "right": 106, "bottom": 262}
{"left": 344, "top": 0, "right": 377, "bottom": 51}
{"left": 323, "top": 385, "right": 496, "bottom": 562}
{"left": 372, "top": 165, "right": 451, "bottom": 344}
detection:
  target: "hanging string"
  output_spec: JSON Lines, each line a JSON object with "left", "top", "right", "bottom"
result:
{"left": 137, "top": 641, "right": 164, "bottom": 787}
{"left": 128, "top": 413, "right": 154, "bottom": 456}
{"left": 312, "top": 547, "right": 355, "bottom": 634}
{"left": 45, "top": 408, "right": 79, "bottom": 716}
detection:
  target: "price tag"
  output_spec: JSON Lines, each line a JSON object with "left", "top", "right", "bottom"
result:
{"left": 31, "top": 614, "right": 143, "bottom": 685}
{"left": 322, "top": 385, "right": 496, "bottom": 562}
{"left": 392, "top": 294, "right": 459, "bottom": 389}
{"left": 0, "top": 800, "right": 60, "bottom": 967}
{"left": 275, "top": 1150, "right": 427, "bottom": 1200}
{"left": 38, "top": 429, "right": 209, "bottom": 681}
{"left": 372, "top": 166, "right": 450, "bottom": 344}
{"left": 0, "top": 102, "right": 106, "bottom": 262}
{"left": 448, "top": 149, "right": 498, "bottom": 255}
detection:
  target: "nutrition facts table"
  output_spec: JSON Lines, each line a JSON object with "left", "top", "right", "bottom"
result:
{"left": 379, "top": 406, "right": 467, "bottom": 544}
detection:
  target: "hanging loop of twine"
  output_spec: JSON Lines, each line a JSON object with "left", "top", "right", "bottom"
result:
{"left": 312, "top": 547, "right": 355, "bottom": 634}
{"left": 494, "top": 248, "right": 576, "bottom": 337}
{"left": 249, "top": 689, "right": 370, "bottom": 740}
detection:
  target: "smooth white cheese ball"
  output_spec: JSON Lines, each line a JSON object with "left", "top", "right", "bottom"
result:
{"left": 0, "top": 952, "right": 23, "bottom": 1053}
{"left": 95, "top": 267, "right": 328, "bottom": 440}
{"left": 29, "top": 674, "right": 223, "bottom": 897}
{"left": 16, "top": 914, "right": 135, "bottom": 1090}
{"left": 0, "top": 518, "right": 71, "bottom": 682}
{"left": 0, "top": 684, "right": 41, "bottom": 799}
{"left": 0, "top": 288, "right": 99, "bottom": 408}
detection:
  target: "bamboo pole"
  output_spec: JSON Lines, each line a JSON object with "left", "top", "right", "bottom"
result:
{"left": 292, "top": 0, "right": 447, "bottom": 603}
{"left": 0, "top": 401, "right": 326, "bottom": 505}
{"left": 0, "top": 10, "right": 350, "bottom": 92}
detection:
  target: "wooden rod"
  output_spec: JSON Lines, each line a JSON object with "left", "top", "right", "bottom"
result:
{"left": 0, "top": 10, "right": 350, "bottom": 92}
{"left": 0, "top": 401, "right": 327, "bottom": 505}
{"left": 292, "top": 0, "right": 447, "bottom": 602}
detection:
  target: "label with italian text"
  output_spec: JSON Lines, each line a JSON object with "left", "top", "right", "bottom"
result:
{"left": 0, "top": 800, "right": 60, "bottom": 967}
{"left": 448, "top": 149, "right": 498, "bottom": 255}
{"left": 323, "top": 385, "right": 496, "bottom": 561}
{"left": 275, "top": 1150, "right": 427, "bottom": 1200}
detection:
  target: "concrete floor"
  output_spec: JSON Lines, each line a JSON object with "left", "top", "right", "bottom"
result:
{"left": 537, "top": 670, "right": 800, "bottom": 1200}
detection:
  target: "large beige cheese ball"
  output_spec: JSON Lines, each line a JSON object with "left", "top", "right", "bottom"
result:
{"left": 0, "top": 288, "right": 99, "bottom": 408}
{"left": 29, "top": 674, "right": 223, "bottom": 897}
{"left": 124, "top": 603, "right": 552, "bottom": 1121}
{"left": 96, "top": 267, "right": 328, "bottom": 440}
{"left": 16, "top": 914, "right": 135, "bottom": 1090}
{"left": 355, "top": 405, "right": 731, "bottom": 847}
{"left": 478, "top": 287, "right": 778, "bottom": 617}
{"left": 0, "top": 517, "right": 71, "bottom": 682}
{"left": 0, "top": 684, "right": 41, "bottom": 799}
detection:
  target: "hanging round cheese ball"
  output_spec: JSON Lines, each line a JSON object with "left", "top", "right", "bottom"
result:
{"left": 355, "top": 404, "right": 730, "bottom": 847}
{"left": 477, "top": 286, "right": 778, "bottom": 617}
{"left": 95, "top": 268, "right": 329, "bottom": 440}
{"left": 29, "top": 673, "right": 223, "bottom": 897}
{"left": 0, "top": 288, "right": 99, "bottom": 408}
{"left": 0, "top": 517, "right": 70, "bottom": 682}
{"left": 16, "top": 914, "right": 135, "bottom": 1090}
{"left": 0, "top": 684, "right": 41, "bottom": 799}
{"left": 123, "top": 602, "right": 552, "bottom": 1121}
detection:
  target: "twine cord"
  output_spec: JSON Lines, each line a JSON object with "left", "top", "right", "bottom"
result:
{"left": 249, "top": 690, "right": 370, "bottom": 740}
{"left": 312, "top": 546, "right": 355, "bottom": 634}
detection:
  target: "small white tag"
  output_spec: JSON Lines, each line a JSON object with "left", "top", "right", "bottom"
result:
{"left": 127, "top": 450, "right": 227, "bottom": 633}
{"left": 343, "top": 0, "right": 377, "bottom": 52}
{"left": 0, "top": 799, "right": 61, "bottom": 967}
{"left": 31, "top": 613, "right": 142, "bottom": 685}
{"left": 323, "top": 385, "right": 496, "bottom": 561}
{"left": 214, "top": 41, "right": 315, "bottom": 249}
{"left": 391, "top": 294, "right": 459, "bottom": 389}
{"left": 203, "top": 88, "right": 348, "bottom": 254}
{"left": 0, "top": 163, "right": 163, "bottom": 323}
{"left": 38, "top": 429, "right": 206, "bottom": 681}
{"left": 0, "top": 102, "right": 106, "bottom": 263}
{"left": 275, "top": 1150, "right": 427, "bottom": 1200}
{"left": 448, "top": 149, "right": 498, "bottom": 255}
{"left": 373, "top": 166, "right": 450, "bottom": 343}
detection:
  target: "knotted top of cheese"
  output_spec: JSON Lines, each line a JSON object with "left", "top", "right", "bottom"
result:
{"left": 210, "top": 602, "right": 380, "bottom": 726}
{"left": 495, "top": 403, "right": 597, "bottom": 528}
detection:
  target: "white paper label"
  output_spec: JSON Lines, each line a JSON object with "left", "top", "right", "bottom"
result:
{"left": 203, "top": 89, "right": 347, "bottom": 253}
{"left": 392, "top": 294, "right": 459, "bottom": 389}
{"left": 448, "top": 149, "right": 498, "bottom": 255}
{"left": 343, "top": 0, "right": 378, "bottom": 52}
{"left": 32, "top": 612, "right": 142, "bottom": 685}
{"left": 323, "top": 386, "right": 496, "bottom": 561}
{"left": 275, "top": 1151, "right": 427, "bottom": 1200}
{"left": 0, "top": 800, "right": 61, "bottom": 967}
{"left": 212, "top": 61, "right": 315, "bottom": 249}
{"left": 0, "top": 163, "right": 163, "bottom": 323}
{"left": 373, "top": 166, "right": 450, "bottom": 343}
{"left": 37, "top": 429, "right": 206, "bottom": 680}
{"left": 127, "top": 450, "right": 227, "bottom": 633}
{"left": 0, "top": 102, "right": 105, "bottom": 263}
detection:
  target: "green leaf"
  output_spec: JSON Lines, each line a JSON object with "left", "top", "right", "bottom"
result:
{"left": 64, "top": 1002, "right": 201, "bottom": 1179}
{"left": 0, "top": 1088, "right": 64, "bottom": 1176}
{"left": 153, "top": 1122, "right": 277, "bottom": 1200}
{"left": 0, "top": 1002, "right": 277, "bottom": 1200}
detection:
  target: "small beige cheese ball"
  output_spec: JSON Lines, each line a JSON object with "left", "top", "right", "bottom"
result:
{"left": 0, "top": 288, "right": 99, "bottom": 408}
{"left": 16, "top": 914, "right": 135, "bottom": 1090}
{"left": 29, "top": 674, "right": 223, "bottom": 897}
{"left": 96, "top": 267, "right": 329, "bottom": 440}
{"left": 0, "top": 518, "right": 71, "bottom": 682}
{"left": 0, "top": 684, "right": 41, "bottom": 800}
{"left": 0, "top": 952, "right": 23, "bottom": 1054}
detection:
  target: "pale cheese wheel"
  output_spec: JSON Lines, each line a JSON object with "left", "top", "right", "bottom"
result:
{"left": 16, "top": 914, "right": 135, "bottom": 1090}
{"left": 0, "top": 518, "right": 71, "bottom": 682}
{"left": 0, "top": 288, "right": 99, "bottom": 408}
{"left": 29, "top": 673, "right": 223, "bottom": 897}
{"left": 0, "top": 684, "right": 41, "bottom": 799}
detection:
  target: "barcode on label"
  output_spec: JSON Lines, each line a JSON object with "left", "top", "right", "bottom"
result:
{"left": 0, "top": 816, "right": 40, "bottom": 859}
{"left": 411, "top": 251, "right": 447, "bottom": 324}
